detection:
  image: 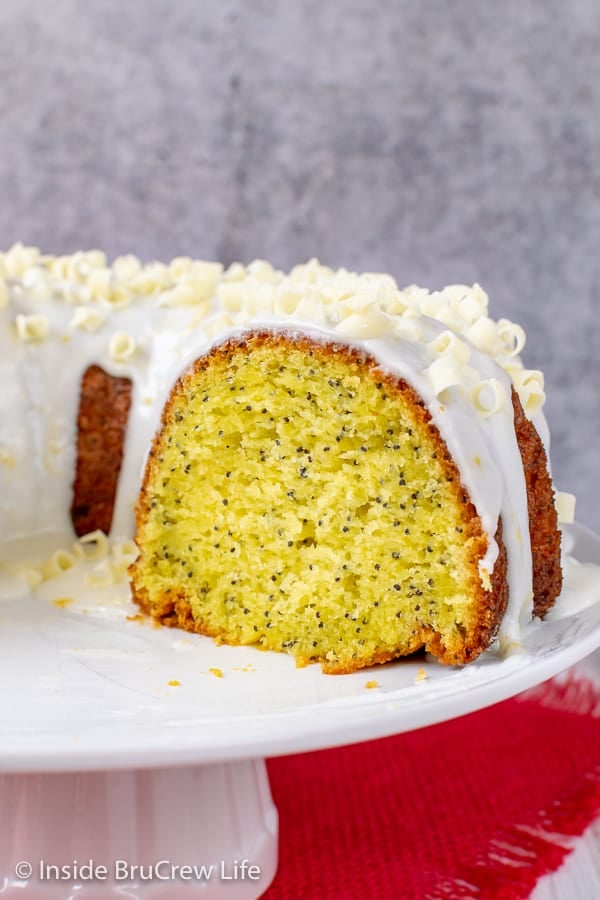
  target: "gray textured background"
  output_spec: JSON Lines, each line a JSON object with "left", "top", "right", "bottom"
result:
{"left": 1, "top": 0, "right": 598, "bottom": 528}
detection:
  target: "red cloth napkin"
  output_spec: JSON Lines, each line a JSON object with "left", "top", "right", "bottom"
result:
{"left": 265, "top": 666, "right": 600, "bottom": 899}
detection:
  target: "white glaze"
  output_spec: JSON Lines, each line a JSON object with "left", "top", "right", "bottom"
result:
{"left": 0, "top": 250, "right": 561, "bottom": 647}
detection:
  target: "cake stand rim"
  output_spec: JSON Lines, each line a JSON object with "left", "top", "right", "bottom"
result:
{"left": 0, "top": 523, "right": 598, "bottom": 774}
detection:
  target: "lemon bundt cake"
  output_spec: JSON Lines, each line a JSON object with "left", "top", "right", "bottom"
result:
{"left": 0, "top": 246, "right": 571, "bottom": 672}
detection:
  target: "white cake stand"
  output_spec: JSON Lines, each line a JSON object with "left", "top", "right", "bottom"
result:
{"left": 0, "top": 524, "right": 599, "bottom": 899}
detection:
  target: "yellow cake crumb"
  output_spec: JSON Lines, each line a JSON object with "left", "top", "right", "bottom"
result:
{"left": 126, "top": 612, "right": 158, "bottom": 626}
{"left": 479, "top": 567, "right": 492, "bottom": 591}
{"left": 209, "top": 667, "right": 223, "bottom": 678}
{"left": 53, "top": 596, "right": 75, "bottom": 608}
{"left": 168, "top": 679, "right": 181, "bottom": 686}
{"left": 131, "top": 333, "right": 490, "bottom": 673}
{"left": 365, "top": 679, "right": 379, "bottom": 689}
{"left": 415, "top": 667, "right": 427, "bottom": 682}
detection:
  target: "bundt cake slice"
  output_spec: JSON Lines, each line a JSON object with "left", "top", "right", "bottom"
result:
{"left": 130, "top": 331, "right": 511, "bottom": 672}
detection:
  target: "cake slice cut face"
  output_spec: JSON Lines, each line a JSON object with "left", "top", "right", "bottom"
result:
{"left": 130, "top": 331, "right": 508, "bottom": 673}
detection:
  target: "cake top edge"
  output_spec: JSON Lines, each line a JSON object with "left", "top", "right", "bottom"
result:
{"left": 1, "top": 242, "right": 542, "bottom": 416}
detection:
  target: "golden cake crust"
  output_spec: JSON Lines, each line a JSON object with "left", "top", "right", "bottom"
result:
{"left": 71, "top": 365, "right": 132, "bottom": 537}
{"left": 511, "top": 388, "right": 562, "bottom": 615}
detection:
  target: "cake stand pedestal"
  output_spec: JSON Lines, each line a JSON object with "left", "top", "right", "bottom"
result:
{"left": 0, "top": 759, "right": 278, "bottom": 899}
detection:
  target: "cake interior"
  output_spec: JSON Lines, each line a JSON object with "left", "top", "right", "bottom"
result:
{"left": 130, "top": 332, "right": 490, "bottom": 672}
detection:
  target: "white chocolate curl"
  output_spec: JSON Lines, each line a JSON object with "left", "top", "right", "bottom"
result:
{"left": 393, "top": 318, "right": 423, "bottom": 342}
{"left": 111, "top": 539, "right": 139, "bottom": 577}
{"left": 205, "top": 313, "right": 234, "bottom": 339}
{"left": 70, "top": 306, "right": 106, "bottom": 332}
{"left": 16, "top": 314, "right": 50, "bottom": 342}
{"left": 419, "top": 292, "right": 448, "bottom": 318}
{"left": 112, "top": 254, "right": 142, "bottom": 281}
{"left": 243, "top": 284, "right": 276, "bottom": 316}
{"left": 512, "top": 369, "right": 545, "bottom": 416}
{"left": 471, "top": 378, "right": 506, "bottom": 417}
{"left": 335, "top": 307, "right": 389, "bottom": 339}
{"left": 464, "top": 316, "right": 500, "bottom": 355}
{"left": 109, "top": 331, "right": 137, "bottom": 362}
{"left": 86, "top": 560, "right": 116, "bottom": 589}
{"left": 274, "top": 287, "right": 302, "bottom": 316}
{"left": 497, "top": 318, "right": 526, "bottom": 357}
{"left": 0, "top": 280, "right": 8, "bottom": 308}
{"left": 218, "top": 282, "right": 246, "bottom": 312}
{"left": 555, "top": 491, "right": 576, "bottom": 525}
{"left": 43, "top": 549, "right": 77, "bottom": 579}
{"left": 87, "top": 267, "right": 112, "bottom": 300}
{"left": 4, "top": 243, "right": 40, "bottom": 276}
{"left": 247, "top": 259, "right": 280, "bottom": 284}
{"left": 222, "top": 261, "right": 247, "bottom": 282}
{"left": 112, "top": 539, "right": 138, "bottom": 564}
{"left": 75, "top": 530, "right": 109, "bottom": 561}
{"left": 157, "top": 283, "right": 200, "bottom": 307}
{"left": 428, "top": 330, "right": 471, "bottom": 365}
{"left": 457, "top": 289, "right": 488, "bottom": 323}
{"left": 425, "top": 356, "right": 463, "bottom": 396}
{"left": 293, "top": 296, "right": 327, "bottom": 325}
